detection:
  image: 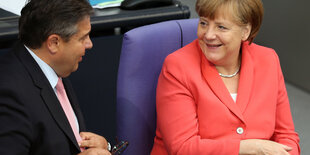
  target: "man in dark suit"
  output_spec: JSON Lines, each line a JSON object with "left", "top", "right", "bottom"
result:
{"left": 0, "top": 0, "right": 111, "bottom": 154}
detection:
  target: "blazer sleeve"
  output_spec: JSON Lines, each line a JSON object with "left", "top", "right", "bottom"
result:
{"left": 156, "top": 57, "right": 240, "bottom": 155}
{"left": 271, "top": 52, "right": 300, "bottom": 155}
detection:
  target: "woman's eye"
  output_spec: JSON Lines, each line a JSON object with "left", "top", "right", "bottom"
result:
{"left": 218, "top": 25, "right": 227, "bottom": 30}
{"left": 200, "top": 21, "right": 207, "bottom": 26}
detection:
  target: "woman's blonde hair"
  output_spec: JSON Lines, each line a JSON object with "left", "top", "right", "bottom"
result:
{"left": 196, "top": 0, "right": 264, "bottom": 43}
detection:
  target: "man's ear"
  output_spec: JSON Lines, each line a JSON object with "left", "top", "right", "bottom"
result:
{"left": 242, "top": 24, "right": 252, "bottom": 41}
{"left": 46, "top": 34, "right": 61, "bottom": 54}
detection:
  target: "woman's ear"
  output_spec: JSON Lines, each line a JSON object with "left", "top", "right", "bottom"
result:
{"left": 46, "top": 34, "right": 60, "bottom": 54}
{"left": 242, "top": 24, "right": 252, "bottom": 41}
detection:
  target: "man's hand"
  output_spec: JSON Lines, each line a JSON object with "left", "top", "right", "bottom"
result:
{"left": 79, "top": 132, "right": 109, "bottom": 150}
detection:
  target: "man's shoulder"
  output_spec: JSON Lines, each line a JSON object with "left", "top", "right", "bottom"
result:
{"left": 0, "top": 47, "right": 24, "bottom": 72}
{"left": 0, "top": 45, "right": 34, "bottom": 88}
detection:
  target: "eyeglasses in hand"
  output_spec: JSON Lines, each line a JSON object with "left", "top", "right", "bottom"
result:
{"left": 111, "top": 139, "right": 129, "bottom": 155}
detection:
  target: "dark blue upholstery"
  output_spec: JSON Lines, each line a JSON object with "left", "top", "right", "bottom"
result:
{"left": 116, "top": 18, "right": 198, "bottom": 155}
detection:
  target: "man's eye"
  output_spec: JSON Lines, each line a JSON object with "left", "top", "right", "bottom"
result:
{"left": 80, "top": 36, "right": 87, "bottom": 41}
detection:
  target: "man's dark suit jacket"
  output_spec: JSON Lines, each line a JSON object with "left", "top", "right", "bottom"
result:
{"left": 0, "top": 42, "right": 86, "bottom": 155}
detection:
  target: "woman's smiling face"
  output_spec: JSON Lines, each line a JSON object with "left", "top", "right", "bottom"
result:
{"left": 197, "top": 7, "right": 251, "bottom": 66}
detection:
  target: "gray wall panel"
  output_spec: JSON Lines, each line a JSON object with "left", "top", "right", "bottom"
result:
{"left": 255, "top": 0, "right": 310, "bottom": 92}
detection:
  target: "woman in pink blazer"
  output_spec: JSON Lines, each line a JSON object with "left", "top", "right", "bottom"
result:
{"left": 151, "top": 0, "right": 300, "bottom": 154}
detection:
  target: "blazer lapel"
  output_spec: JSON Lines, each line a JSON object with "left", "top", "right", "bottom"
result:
{"left": 63, "top": 78, "right": 86, "bottom": 131}
{"left": 15, "top": 44, "right": 81, "bottom": 150}
{"left": 236, "top": 43, "right": 254, "bottom": 114}
{"left": 198, "top": 42, "right": 245, "bottom": 123}
{"left": 40, "top": 87, "right": 81, "bottom": 150}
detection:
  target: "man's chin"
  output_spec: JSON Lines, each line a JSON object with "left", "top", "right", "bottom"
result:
{"left": 61, "top": 67, "right": 78, "bottom": 78}
{"left": 72, "top": 65, "right": 79, "bottom": 73}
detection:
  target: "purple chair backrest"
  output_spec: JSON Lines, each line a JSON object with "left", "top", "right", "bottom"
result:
{"left": 116, "top": 18, "right": 198, "bottom": 155}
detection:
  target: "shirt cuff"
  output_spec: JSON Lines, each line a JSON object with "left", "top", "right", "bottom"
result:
{"left": 107, "top": 142, "right": 111, "bottom": 151}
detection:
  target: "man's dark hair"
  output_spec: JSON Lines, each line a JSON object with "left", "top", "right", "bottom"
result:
{"left": 19, "top": 0, "right": 93, "bottom": 49}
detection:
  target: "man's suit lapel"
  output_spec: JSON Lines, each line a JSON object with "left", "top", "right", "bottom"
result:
{"left": 14, "top": 44, "right": 81, "bottom": 150}
{"left": 40, "top": 86, "right": 81, "bottom": 150}
{"left": 63, "top": 78, "right": 86, "bottom": 131}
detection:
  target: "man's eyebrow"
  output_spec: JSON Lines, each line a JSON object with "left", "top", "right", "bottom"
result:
{"left": 80, "top": 30, "right": 91, "bottom": 40}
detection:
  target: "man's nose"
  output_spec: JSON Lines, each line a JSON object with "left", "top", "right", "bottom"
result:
{"left": 85, "top": 37, "right": 93, "bottom": 49}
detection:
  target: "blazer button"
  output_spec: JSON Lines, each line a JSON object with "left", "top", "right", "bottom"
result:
{"left": 236, "top": 127, "right": 244, "bottom": 134}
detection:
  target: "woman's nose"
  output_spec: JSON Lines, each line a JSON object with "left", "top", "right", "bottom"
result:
{"left": 204, "top": 27, "right": 216, "bottom": 40}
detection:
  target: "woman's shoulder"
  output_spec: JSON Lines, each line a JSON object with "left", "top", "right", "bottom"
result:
{"left": 244, "top": 42, "right": 280, "bottom": 66}
{"left": 164, "top": 39, "right": 201, "bottom": 65}
{"left": 244, "top": 42, "right": 277, "bottom": 57}
{"left": 161, "top": 39, "right": 201, "bottom": 77}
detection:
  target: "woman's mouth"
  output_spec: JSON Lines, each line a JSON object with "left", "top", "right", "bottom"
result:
{"left": 206, "top": 43, "right": 222, "bottom": 48}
